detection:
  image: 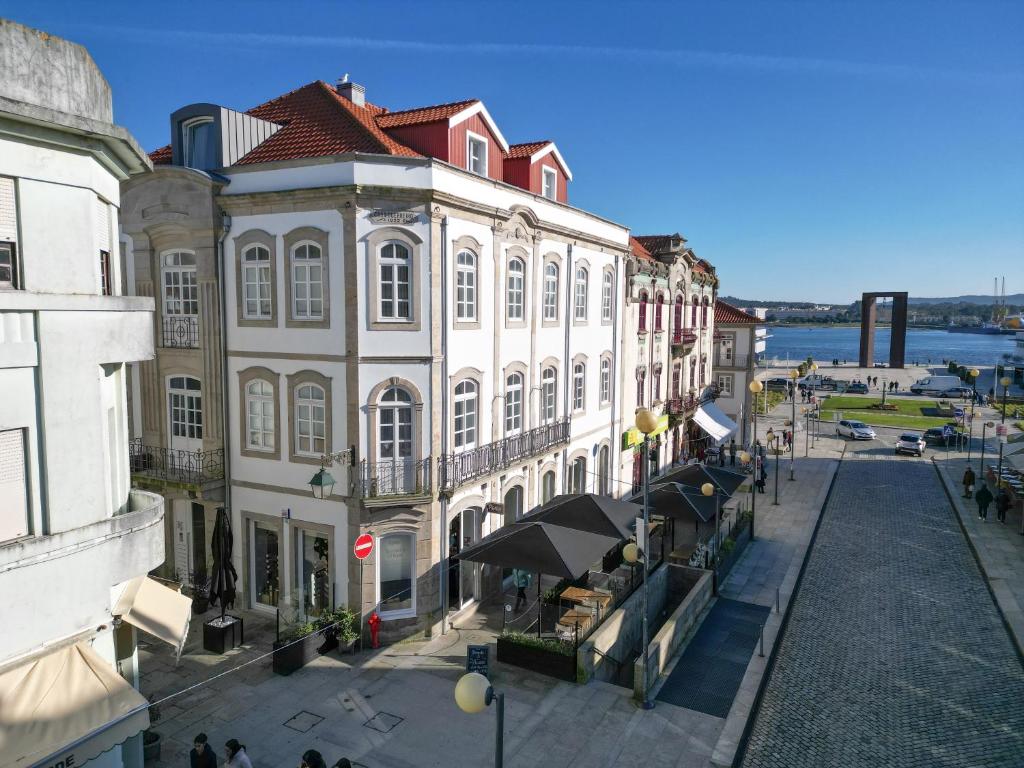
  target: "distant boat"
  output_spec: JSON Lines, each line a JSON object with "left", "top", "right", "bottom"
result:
{"left": 947, "top": 321, "right": 1009, "bottom": 335}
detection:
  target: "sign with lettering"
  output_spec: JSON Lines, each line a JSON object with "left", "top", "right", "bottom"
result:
{"left": 369, "top": 209, "right": 419, "bottom": 225}
{"left": 622, "top": 414, "right": 670, "bottom": 449}
{"left": 466, "top": 644, "right": 489, "bottom": 677}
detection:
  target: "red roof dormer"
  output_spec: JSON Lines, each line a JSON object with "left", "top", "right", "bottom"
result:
{"left": 503, "top": 141, "right": 572, "bottom": 203}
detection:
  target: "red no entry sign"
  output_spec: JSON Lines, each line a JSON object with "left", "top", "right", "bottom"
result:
{"left": 353, "top": 533, "right": 374, "bottom": 560}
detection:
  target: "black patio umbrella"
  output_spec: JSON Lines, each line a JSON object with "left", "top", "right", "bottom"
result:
{"left": 456, "top": 521, "right": 619, "bottom": 638}
{"left": 521, "top": 493, "right": 641, "bottom": 540}
{"left": 662, "top": 464, "right": 747, "bottom": 497}
{"left": 208, "top": 507, "right": 237, "bottom": 620}
{"left": 647, "top": 482, "right": 726, "bottom": 524}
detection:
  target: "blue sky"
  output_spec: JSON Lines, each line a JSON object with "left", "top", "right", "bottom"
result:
{"left": 4, "top": 1, "right": 1021, "bottom": 303}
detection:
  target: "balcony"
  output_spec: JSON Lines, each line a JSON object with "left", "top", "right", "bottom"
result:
{"left": 161, "top": 315, "right": 199, "bottom": 349}
{"left": 439, "top": 418, "right": 571, "bottom": 493}
{"left": 671, "top": 329, "right": 697, "bottom": 355}
{"left": 715, "top": 354, "right": 752, "bottom": 370}
{"left": 357, "top": 458, "right": 432, "bottom": 503}
{"left": 129, "top": 439, "right": 224, "bottom": 491}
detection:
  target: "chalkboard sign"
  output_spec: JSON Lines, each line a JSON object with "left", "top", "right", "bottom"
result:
{"left": 466, "top": 644, "right": 489, "bottom": 677}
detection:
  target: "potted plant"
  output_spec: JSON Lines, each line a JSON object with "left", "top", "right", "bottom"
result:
{"left": 142, "top": 704, "right": 161, "bottom": 762}
{"left": 272, "top": 607, "right": 359, "bottom": 674}
{"left": 188, "top": 568, "right": 211, "bottom": 615}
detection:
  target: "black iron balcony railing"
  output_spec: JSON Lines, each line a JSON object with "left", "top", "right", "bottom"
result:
{"left": 162, "top": 316, "right": 199, "bottom": 349}
{"left": 671, "top": 329, "right": 698, "bottom": 354}
{"left": 129, "top": 439, "right": 224, "bottom": 486}
{"left": 715, "top": 354, "right": 752, "bottom": 369}
{"left": 439, "top": 418, "right": 571, "bottom": 492}
{"left": 358, "top": 458, "right": 432, "bottom": 499}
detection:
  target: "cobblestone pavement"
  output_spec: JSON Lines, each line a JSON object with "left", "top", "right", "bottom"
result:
{"left": 740, "top": 443, "right": 1024, "bottom": 768}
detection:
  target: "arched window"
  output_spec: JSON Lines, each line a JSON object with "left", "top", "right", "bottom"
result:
{"left": 638, "top": 290, "right": 649, "bottom": 332}
{"left": 702, "top": 296, "right": 710, "bottom": 326}
{"left": 242, "top": 245, "right": 272, "bottom": 319}
{"left": 543, "top": 263, "right": 559, "bottom": 321}
{"left": 162, "top": 251, "right": 198, "bottom": 317}
{"left": 295, "top": 383, "right": 325, "bottom": 456}
{"left": 379, "top": 242, "right": 411, "bottom": 320}
{"left": 505, "top": 372, "right": 523, "bottom": 435}
{"left": 245, "top": 379, "right": 274, "bottom": 450}
{"left": 573, "top": 362, "right": 586, "bottom": 411}
{"left": 541, "top": 470, "right": 556, "bottom": 505}
{"left": 636, "top": 367, "right": 646, "bottom": 407}
{"left": 602, "top": 270, "right": 614, "bottom": 322}
{"left": 541, "top": 367, "right": 557, "bottom": 424}
{"left": 655, "top": 292, "right": 664, "bottom": 331}
{"left": 653, "top": 363, "right": 663, "bottom": 402}
{"left": 378, "top": 386, "right": 413, "bottom": 461}
{"left": 674, "top": 295, "right": 684, "bottom": 338}
{"left": 691, "top": 296, "right": 700, "bottom": 328}
{"left": 672, "top": 363, "right": 682, "bottom": 398}
{"left": 574, "top": 267, "right": 588, "bottom": 321}
{"left": 569, "top": 456, "right": 587, "bottom": 494}
{"left": 168, "top": 375, "right": 202, "bottom": 446}
{"left": 598, "top": 445, "right": 610, "bottom": 496}
{"left": 600, "top": 357, "right": 612, "bottom": 403}
{"left": 182, "top": 117, "right": 216, "bottom": 170}
{"left": 291, "top": 242, "right": 323, "bottom": 320}
{"left": 456, "top": 250, "right": 477, "bottom": 321}
{"left": 507, "top": 257, "right": 525, "bottom": 321}
{"left": 454, "top": 380, "right": 477, "bottom": 449}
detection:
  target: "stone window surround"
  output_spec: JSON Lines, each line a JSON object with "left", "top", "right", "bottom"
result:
{"left": 376, "top": 529, "right": 418, "bottom": 620}
{"left": 538, "top": 460, "right": 558, "bottom": 506}
{"left": 595, "top": 439, "right": 612, "bottom": 496}
{"left": 233, "top": 229, "right": 278, "bottom": 328}
{"left": 601, "top": 267, "right": 615, "bottom": 326}
{"left": 452, "top": 235, "right": 483, "bottom": 331}
{"left": 538, "top": 356, "right": 560, "bottom": 426}
{"left": 502, "top": 360, "right": 528, "bottom": 436}
{"left": 573, "top": 257, "right": 591, "bottom": 326}
{"left": 289, "top": 519, "right": 337, "bottom": 617}
{"left": 287, "top": 369, "right": 332, "bottom": 465}
{"left": 691, "top": 294, "right": 701, "bottom": 328}
{"left": 366, "top": 377, "right": 425, "bottom": 464}
{"left": 571, "top": 353, "right": 588, "bottom": 414}
{"left": 541, "top": 252, "right": 562, "bottom": 328}
{"left": 366, "top": 226, "right": 423, "bottom": 332}
{"left": 238, "top": 366, "right": 281, "bottom": 460}
{"left": 654, "top": 291, "right": 666, "bottom": 332}
{"left": 566, "top": 448, "right": 589, "bottom": 494}
{"left": 284, "top": 226, "right": 330, "bottom": 329}
{"left": 599, "top": 352, "right": 613, "bottom": 407}
{"left": 450, "top": 366, "right": 484, "bottom": 450}
{"left": 673, "top": 292, "right": 685, "bottom": 331}
{"left": 717, "top": 372, "right": 735, "bottom": 397}
{"left": 504, "top": 245, "right": 529, "bottom": 330}
{"left": 717, "top": 331, "right": 736, "bottom": 365}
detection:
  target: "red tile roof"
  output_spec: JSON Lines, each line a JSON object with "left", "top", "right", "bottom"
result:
{"left": 506, "top": 141, "right": 551, "bottom": 159}
{"left": 714, "top": 300, "right": 759, "bottom": 325}
{"left": 375, "top": 98, "right": 478, "bottom": 128}
{"left": 634, "top": 234, "right": 688, "bottom": 256}
{"left": 629, "top": 236, "right": 655, "bottom": 262}
{"left": 150, "top": 144, "right": 172, "bottom": 165}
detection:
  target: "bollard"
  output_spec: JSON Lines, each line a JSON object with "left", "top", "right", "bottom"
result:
{"left": 775, "top": 586, "right": 780, "bottom": 613}
{"left": 759, "top": 623, "right": 765, "bottom": 657}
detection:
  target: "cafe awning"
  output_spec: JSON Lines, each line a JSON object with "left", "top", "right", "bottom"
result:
{"left": 113, "top": 576, "right": 192, "bottom": 658}
{"left": 693, "top": 402, "right": 738, "bottom": 445}
{"left": 0, "top": 642, "right": 150, "bottom": 768}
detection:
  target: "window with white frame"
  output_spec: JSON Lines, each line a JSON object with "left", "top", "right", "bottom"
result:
{"left": 291, "top": 242, "right": 323, "bottom": 320}
{"left": 168, "top": 376, "right": 202, "bottom": 440}
{"left": 541, "top": 367, "right": 557, "bottom": 424}
{"left": 378, "top": 533, "right": 415, "bottom": 616}
{"left": 600, "top": 357, "right": 611, "bottom": 403}
{"left": 0, "top": 177, "right": 18, "bottom": 290}
{"left": 717, "top": 374, "right": 734, "bottom": 396}
{"left": 379, "top": 242, "right": 411, "bottom": 320}
{"left": 162, "top": 251, "right": 198, "bottom": 317}
{"left": 246, "top": 379, "right": 275, "bottom": 451}
{"left": 541, "top": 470, "right": 556, "bottom": 504}
{"left": 507, "top": 257, "right": 524, "bottom": 321}
{"left": 602, "top": 271, "right": 613, "bottom": 322}
{"left": 569, "top": 456, "right": 586, "bottom": 494}
{"left": 455, "top": 250, "right": 476, "bottom": 321}
{"left": 295, "top": 383, "right": 326, "bottom": 456}
{"left": 574, "top": 266, "right": 588, "bottom": 321}
{"left": 182, "top": 117, "right": 217, "bottom": 170}
{"left": 573, "top": 362, "right": 586, "bottom": 411}
{"left": 598, "top": 446, "right": 610, "bottom": 496}
{"left": 505, "top": 373, "right": 523, "bottom": 435}
{"left": 0, "top": 241, "right": 16, "bottom": 290}
{"left": 467, "top": 133, "right": 488, "bottom": 176}
{"left": 378, "top": 386, "right": 413, "bottom": 460}
{"left": 242, "top": 245, "right": 272, "bottom": 319}
{"left": 542, "top": 167, "right": 557, "bottom": 200}
{"left": 543, "top": 263, "right": 559, "bottom": 321}
{"left": 454, "top": 380, "right": 477, "bottom": 449}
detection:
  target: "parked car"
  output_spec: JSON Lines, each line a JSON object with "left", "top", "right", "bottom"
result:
{"left": 799, "top": 376, "right": 837, "bottom": 391}
{"left": 941, "top": 386, "right": 973, "bottom": 399}
{"left": 923, "top": 426, "right": 962, "bottom": 446}
{"left": 894, "top": 433, "right": 926, "bottom": 457}
{"left": 846, "top": 382, "right": 869, "bottom": 394}
{"left": 836, "top": 420, "right": 876, "bottom": 440}
{"left": 765, "top": 378, "right": 791, "bottom": 392}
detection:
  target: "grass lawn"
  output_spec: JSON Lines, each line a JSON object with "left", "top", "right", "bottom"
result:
{"left": 817, "top": 395, "right": 954, "bottom": 430}
{"left": 755, "top": 390, "right": 787, "bottom": 413}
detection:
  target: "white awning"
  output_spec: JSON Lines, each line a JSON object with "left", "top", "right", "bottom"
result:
{"left": 0, "top": 642, "right": 150, "bottom": 768}
{"left": 113, "top": 576, "right": 192, "bottom": 658}
{"left": 694, "top": 402, "right": 738, "bottom": 445}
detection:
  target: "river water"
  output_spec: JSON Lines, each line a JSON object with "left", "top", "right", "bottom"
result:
{"left": 764, "top": 326, "right": 1016, "bottom": 366}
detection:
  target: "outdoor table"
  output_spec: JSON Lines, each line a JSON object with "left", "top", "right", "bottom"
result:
{"left": 560, "top": 586, "right": 612, "bottom": 611}
{"left": 556, "top": 607, "right": 593, "bottom": 633}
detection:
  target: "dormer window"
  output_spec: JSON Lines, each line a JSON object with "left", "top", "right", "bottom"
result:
{"left": 467, "top": 132, "right": 488, "bottom": 177}
{"left": 542, "top": 167, "right": 557, "bottom": 200}
{"left": 183, "top": 117, "right": 216, "bottom": 170}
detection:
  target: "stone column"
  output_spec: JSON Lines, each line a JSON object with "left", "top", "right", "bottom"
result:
{"left": 890, "top": 293, "right": 908, "bottom": 369}
{"left": 859, "top": 294, "right": 877, "bottom": 368}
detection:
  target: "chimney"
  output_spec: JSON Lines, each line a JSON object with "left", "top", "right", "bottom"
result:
{"left": 336, "top": 74, "right": 365, "bottom": 107}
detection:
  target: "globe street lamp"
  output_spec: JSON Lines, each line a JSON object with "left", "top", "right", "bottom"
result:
{"left": 967, "top": 368, "right": 980, "bottom": 462}
{"left": 631, "top": 407, "right": 659, "bottom": 709}
{"left": 702, "top": 482, "right": 721, "bottom": 593}
{"left": 788, "top": 369, "right": 799, "bottom": 480}
{"left": 996, "top": 375, "right": 1012, "bottom": 485}
{"left": 748, "top": 379, "right": 763, "bottom": 541}
{"left": 455, "top": 672, "right": 505, "bottom": 767}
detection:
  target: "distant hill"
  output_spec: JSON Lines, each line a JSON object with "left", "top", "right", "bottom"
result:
{"left": 907, "top": 294, "right": 1024, "bottom": 306}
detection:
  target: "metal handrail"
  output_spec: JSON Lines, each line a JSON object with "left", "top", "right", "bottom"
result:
{"left": 129, "top": 438, "right": 224, "bottom": 484}
{"left": 358, "top": 457, "right": 432, "bottom": 498}
{"left": 161, "top": 315, "right": 199, "bottom": 348}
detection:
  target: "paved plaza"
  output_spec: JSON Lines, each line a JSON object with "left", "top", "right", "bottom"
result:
{"left": 740, "top": 443, "right": 1024, "bottom": 768}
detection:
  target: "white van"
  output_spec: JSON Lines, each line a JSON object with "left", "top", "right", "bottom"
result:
{"left": 909, "top": 375, "right": 962, "bottom": 395}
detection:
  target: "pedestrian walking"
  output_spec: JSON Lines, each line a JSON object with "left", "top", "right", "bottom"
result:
{"left": 975, "top": 483, "right": 994, "bottom": 521}
{"left": 512, "top": 568, "right": 531, "bottom": 611}
{"left": 301, "top": 751, "right": 328, "bottom": 768}
{"left": 729, "top": 439, "right": 737, "bottom": 466}
{"left": 996, "top": 485, "right": 1011, "bottom": 524}
{"left": 224, "top": 740, "right": 253, "bottom": 768}
{"left": 191, "top": 734, "right": 217, "bottom": 768}
{"left": 962, "top": 465, "right": 976, "bottom": 499}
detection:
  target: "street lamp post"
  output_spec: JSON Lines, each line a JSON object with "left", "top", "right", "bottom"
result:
{"left": 996, "top": 375, "right": 1012, "bottom": 485}
{"left": 455, "top": 672, "right": 505, "bottom": 767}
{"left": 702, "top": 482, "right": 720, "bottom": 594}
{"left": 980, "top": 420, "right": 994, "bottom": 478}
{"left": 628, "top": 407, "right": 659, "bottom": 710}
{"left": 789, "top": 368, "right": 800, "bottom": 480}
{"left": 967, "top": 368, "right": 980, "bottom": 462}
{"left": 802, "top": 407, "right": 810, "bottom": 457}
{"left": 766, "top": 428, "right": 780, "bottom": 506}
{"left": 749, "top": 380, "right": 763, "bottom": 541}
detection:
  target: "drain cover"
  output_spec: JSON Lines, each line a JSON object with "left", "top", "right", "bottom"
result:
{"left": 363, "top": 711, "right": 403, "bottom": 733}
{"left": 283, "top": 710, "right": 324, "bottom": 732}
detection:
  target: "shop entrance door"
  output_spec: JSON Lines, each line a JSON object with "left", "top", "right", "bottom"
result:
{"left": 250, "top": 520, "right": 280, "bottom": 612}
{"left": 448, "top": 507, "right": 480, "bottom": 611}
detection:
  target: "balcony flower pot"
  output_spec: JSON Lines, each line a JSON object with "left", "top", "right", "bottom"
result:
{"left": 142, "top": 730, "right": 161, "bottom": 762}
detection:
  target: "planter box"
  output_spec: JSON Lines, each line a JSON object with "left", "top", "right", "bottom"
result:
{"left": 202, "top": 615, "right": 243, "bottom": 654}
{"left": 273, "top": 629, "right": 327, "bottom": 676}
{"left": 497, "top": 636, "right": 576, "bottom": 682}
{"left": 718, "top": 521, "right": 752, "bottom": 582}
